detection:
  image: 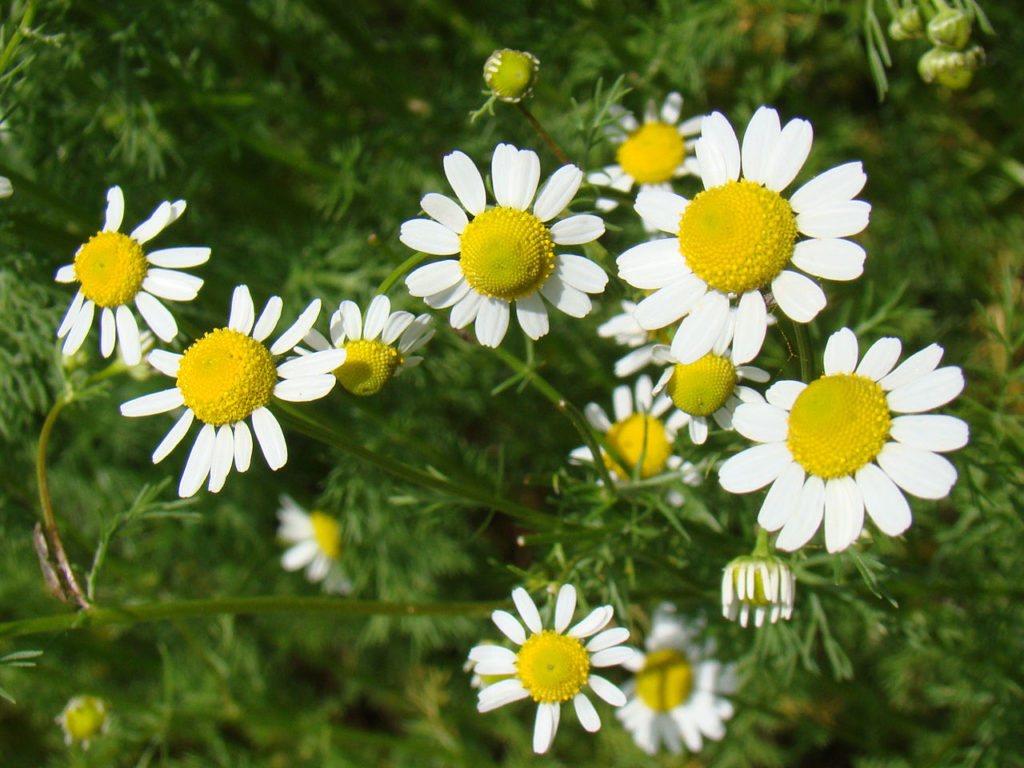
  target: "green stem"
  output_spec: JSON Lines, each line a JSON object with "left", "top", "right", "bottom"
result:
{"left": 516, "top": 103, "right": 571, "bottom": 166}
{"left": 274, "top": 401, "right": 558, "bottom": 530}
{"left": 752, "top": 526, "right": 771, "bottom": 557}
{"left": 0, "top": 597, "right": 504, "bottom": 640}
{"left": 374, "top": 250, "right": 428, "bottom": 295}
{"left": 0, "top": 0, "right": 35, "bottom": 77}
{"left": 791, "top": 319, "right": 814, "bottom": 383}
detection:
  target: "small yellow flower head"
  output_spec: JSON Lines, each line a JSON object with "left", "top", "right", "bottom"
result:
{"left": 918, "top": 45, "right": 984, "bottom": 89}
{"left": 927, "top": 4, "right": 972, "bottom": 50}
{"left": 483, "top": 49, "right": 540, "bottom": 103}
{"left": 56, "top": 695, "right": 109, "bottom": 749}
{"left": 888, "top": 5, "right": 924, "bottom": 40}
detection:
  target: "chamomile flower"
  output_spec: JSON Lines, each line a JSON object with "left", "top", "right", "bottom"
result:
{"left": 120, "top": 285, "right": 346, "bottom": 498}
{"left": 588, "top": 92, "right": 703, "bottom": 215}
{"left": 55, "top": 186, "right": 210, "bottom": 366}
{"left": 467, "top": 584, "right": 632, "bottom": 754}
{"left": 597, "top": 300, "right": 664, "bottom": 377}
{"left": 277, "top": 495, "right": 351, "bottom": 594}
{"left": 401, "top": 143, "right": 608, "bottom": 347}
{"left": 617, "top": 106, "right": 870, "bottom": 365}
{"left": 570, "top": 374, "right": 700, "bottom": 493}
{"left": 617, "top": 605, "right": 736, "bottom": 755}
{"left": 719, "top": 327, "right": 969, "bottom": 553}
{"left": 722, "top": 535, "right": 795, "bottom": 628}
{"left": 652, "top": 312, "right": 770, "bottom": 445}
{"left": 56, "top": 695, "right": 109, "bottom": 750}
{"left": 303, "top": 294, "right": 433, "bottom": 396}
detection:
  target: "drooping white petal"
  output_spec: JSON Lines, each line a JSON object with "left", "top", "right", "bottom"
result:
{"left": 617, "top": 238, "right": 691, "bottom": 290}
{"left": 539, "top": 275, "right": 592, "bottom": 318}
{"left": 718, "top": 443, "right": 792, "bottom": 493}
{"left": 443, "top": 150, "right": 486, "bottom": 215}
{"left": 634, "top": 189, "right": 688, "bottom": 234}
{"left": 62, "top": 299, "right": 95, "bottom": 355}
{"left": 856, "top": 462, "right": 912, "bottom": 535}
{"left": 103, "top": 186, "right": 125, "bottom": 232}
{"left": 420, "top": 192, "right": 468, "bottom": 234}
{"left": 876, "top": 442, "right": 957, "bottom": 499}
{"left": 398, "top": 218, "right": 461, "bottom": 255}
{"left": 890, "top": 414, "right": 969, "bottom": 452}
{"left": 207, "top": 424, "right": 235, "bottom": 493}
{"left": 775, "top": 474, "right": 825, "bottom": 551}
{"left": 762, "top": 116, "right": 813, "bottom": 192}
{"left": 757, "top": 461, "right": 806, "bottom": 531}
{"left": 574, "top": 693, "right": 601, "bottom": 732}
{"left": 491, "top": 609, "right": 527, "bottom": 645}
{"left": 270, "top": 299, "right": 321, "bottom": 355}
{"left": 135, "top": 292, "right": 178, "bottom": 342}
{"left": 253, "top": 296, "right": 284, "bottom": 342}
{"left": 823, "top": 475, "right": 864, "bottom": 553}
{"left": 251, "top": 406, "right": 287, "bottom": 469}
{"left": 233, "top": 420, "right": 253, "bottom": 472}
{"left": 120, "top": 387, "right": 185, "bottom": 417}
{"left": 228, "top": 285, "right": 256, "bottom": 335}
{"left": 146, "top": 246, "right": 211, "bottom": 268}
{"left": 791, "top": 238, "right": 865, "bottom": 281}
{"left": 534, "top": 164, "right": 584, "bottom": 222}
{"left": 515, "top": 292, "right": 549, "bottom": 340}
{"left": 474, "top": 296, "right": 510, "bottom": 348}
{"left": 512, "top": 587, "right": 543, "bottom": 634}
{"left": 790, "top": 161, "right": 867, "bottom": 213}
{"left": 152, "top": 408, "right": 194, "bottom": 463}
{"left": 856, "top": 337, "right": 903, "bottom": 381}
{"left": 554, "top": 584, "right": 577, "bottom": 633}
{"left": 550, "top": 214, "right": 605, "bottom": 245}
{"left": 406, "top": 260, "right": 464, "bottom": 298}
{"left": 179, "top": 423, "right": 216, "bottom": 498}
{"left": 823, "top": 327, "right": 859, "bottom": 375}
{"left": 771, "top": 270, "right": 826, "bottom": 323}
{"left": 115, "top": 304, "right": 142, "bottom": 365}
{"left": 886, "top": 366, "right": 964, "bottom": 413}
{"left": 477, "top": 678, "right": 529, "bottom": 712}
{"left": 100, "top": 307, "right": 116, "bottom": 358}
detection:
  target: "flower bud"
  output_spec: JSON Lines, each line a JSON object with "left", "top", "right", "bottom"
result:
{"left": 927, "top": 5, "right": 973, "bottom": 50}
{"left": 483, "top": 49, "right": 540, "bottom": 103}
{"left": 888, "top": 6, "right": 924, "bottom": 41}
{"left": 56, "top": 695, "right": 109, "bottom": 749}
{"left": 918, "top": 45, "right": 984, "bottom": 89}
{"left": 722, "top": 554, "right": 795, "bottom": 628}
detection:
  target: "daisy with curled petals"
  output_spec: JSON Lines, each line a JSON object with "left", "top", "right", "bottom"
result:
{"left": 652, "top": 310, "right": 770, "bottom": 445}
{"left": 467, "top": 584, "right": 633, "bottom": 754}
{"left": 617, "top": 106, "right": 870, "bottom": 366}
{"left": 55, "top": 185, "right": 209, "bottom": 366}
{"left": 617, "top": 604, "right": 736, "bottom": 756}
{"left": 120, "top": 285, "right": 346, "bottom": 498}
{"left": 570, "top": 374, "right": 700, "bottom": 492}
{"left": 719, "top": 327, "right": 969, "bottom": 553}
{"left": 302, "top": 294, "right": 433, "bottom": 396}
{"left": 400, "top": 142, "right": 608, "bottom": 347}
{"left": 277, "top": 495, "right": 351, "bottom": 595}
{"left": 588, "top": 93, "right": 702, "bottom": 216}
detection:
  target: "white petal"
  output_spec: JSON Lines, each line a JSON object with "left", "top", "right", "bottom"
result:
{"left": 550, "top": 214, "right": 604, "bottom": 245}
{"left": 790, "top": 161, "right": 867, "bottom": 213}
{"left": 661, "top": 91, "right": 684, "bottom": 124}
{"left": 57, "top": 291, "right": 85, "bottom": 338}
{"left": 886, "top": 367, "right": 964, "bottom": 413}
{"left": 233, "top": 420, "right": 253, "bottom": 472}
{"left": 824, "top": 475, "right": 864, "bottom": 553}
{"left": 617, "top": 238, "right": 690, "bottom": 291}
{"left": 62, "top": 299, "right": 95, "bottom": 355}
{"left": 823, "top": 327, "right": 859, "bottom": 375}
{"left": 553, "top": 254, "right": 607, "bottom": 293}
{"left": 135, "top": 292, "right": 178, "bottom": 342}
{"left": 588, "top": 673, "right": 627, "bottom": 706}
{"left": 207, "top": 424, "right": 235, "bottom": 493}
{"left": 762, "top": 116, "right": 813, "bottom": 192}
{"left": 697, "top": 111, "right": 740, "bottom": 188}
{"left": 115, "top": 304, "right": 141, "bottom": 365}
{"left": 468, "top": 644, "right": 518, "bottom": 670}
{"left": 270, "top": 299, "right": 321, "bottom": 355}
{"left": 554, "top": 584, "right": 577, "bottom": 633}
{"left": 772, "top": 270, "right": 826, "bottom": 323}
{"left": 732, "top": 402, "right": 788, "bottom": 443}
{"left": 147, "top": 349, "right": 181, "bottom": 377}
{"left": 856, "top": 462, "right": 912, "bottom": 535}
{"left": 539, "top": 276, "right": 591, "bottom": 318}
{"left": 515, "top": 292, "right": 549, "bottom": 340}
{"left": 491, "top": 609, "right": 527, "bottom": 645}
{"left": 120, "top": 387, "right": 185, "bottom": 417}
{"left": 879, "top": 343, "right": 944, "bottom": 391}
{"left": 100, "top": 307, "right": 116, "bottom": 358}
{"left": 55, "top": 264, "right": 77, "bottom": 283}
{"left": 634, "top": 189, "right": 688, "bottom": 234}
{"left": 583, "top": 402, "right": 612, "bottom": 432}
{"left": 146, "top": 246, "right": 211, "bottom": 268}
{"left": 775, "top": 474, "right": 825, "bottom": 551}
{"left": 718, "top": 443, "right": 792, "bottom": 493}
{"left": 740, "top": 105, "right": 781, "bottom": 185}
{"left": 732, "top": 290, "right": 767, "bottom": 364}
{"left": 534, "top": 164, "right": 584, "bottom": 222}
{"left": 791, "top": 238, "right": 865, "bottom": 281}
{"left": 766, "top": 379, "right": 806, "bottom": 410}
{"left": 253, "top": 296, "right": 284, "bottom": 342}
{"left": 669, "top": 292, "right": 730, "bottom": 364}
{"left": 568, "top": 606, "right": 612, "bottom": 639}
{"left": 533, "top": 702, "right": 557, "bottom": 754}
{"left": 406, "top": 260, "right": 464, "bottom": 298}
{"left": 574, "top": 693, "right": 600, "bottom": 732}
{"left": 510, "top": 149, "right": 542, "bottom": 210}
{"left": 179, "top": 423, "right": 216, "bottom": 498}
{"left": 361, "top": 295, "right": 390, "bottom": 341}
{"left": 477, "top": 678, "right": 529, "bottom": 712}
{"left": 141, "top": 269, "right": 203, "bottom": 302}
{"left": 228, "top": 285, "right": 255, "bottom": 334}
{"left": 103, "top": 186, "right": 125, "bottom": 232}
{"left": 797, "top": 201, "right": 871, "bottom": 238}
{"left": 512, "top": 587, "right": 543, "bottom": 634}
{"left": 420, "top": 192, "right": 468, "bottom": 234}
{"left": 590, "top": 645, "right": 635, "bottom": 668}
{"left": 281, "top": 539, "right": 318, "bottom": 571}
{"left": 382, "top": 310, "right": 414, "bottom": 345}
{"left": 398, "top": 218, "right": 461, "bottom": 255}
{"left": 857, "top": 337, "right": 903, "bottom": 381}
{"left": 890, "top": 414, "right": 969, "bottom": 453}
{"left": 251, "top": 406, "right": 287, "bottom": 470}
{"left": 152, "top": 408, "right": 194, "bottom": 463}
{"left": 876, "top": 443, "right": 957, "bottom": 499}
{"left": 586, "top": 626, "right": 630, "bottom": 652}
{"left": 758, "top": 462, "right": 806, "bottom": 531}
{"left": 277, "top": 349, "right": 346, "bottom": 378}
{"left": 130, "top": 201, "right": 176, "bottom": 244}
{"left": 474, "top": 296, "right": 510, "bottom": 348}
{"left": 443, "top": 150, "right": 486, "bottom": 215}
{"left": 449, "top": 290, "right": 482, "bottom": 328}
{"left": 689, "top": 417, "right": 709, "bottom": 444}
{"left": 274, "top": 374, "right": 337, "bottom": 402}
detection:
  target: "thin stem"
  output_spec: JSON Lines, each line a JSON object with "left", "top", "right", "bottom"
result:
{"left": 0, "top": 596, "right": 505, "bottom": 640}
{"left": 516, "top": 103, "right": 571, "bottom": 166}
{"left": 791, "top": 319, "right": 814, "bottom": 383}
{"left": 374, "top": 250, "right": 428, "bottom": 296}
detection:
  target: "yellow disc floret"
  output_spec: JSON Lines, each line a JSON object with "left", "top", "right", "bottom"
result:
{"left": 787, "top": 373, "right": 891, "bottom": 479}
{"left": 177, "top": 328, "right": 277, "bottom": 426}
{"left": 616, "top": 122, "right": 686, "bottom": 185}
{"left": 459, "top": 206, "right": 555, "bottom": 301}
{"left": 677, "top": 179, "right": 797, "bottom": 295}
{"left": 310, "top": 510, "right": 341, "bottom": 559}
{"left": 636, "top": 648, "right": 693, "bottom": 712}
{"left": 516, "top": 630, "right": 591, "bottom": 703}
{"left": 335, "top": 339, "right": 402, "bottom": 396}
{"left": 666, "top": 354, "right": 738, "bottom": 417}
{"left": 603, "top": 413, "right": 672, "bottom": 479}
{"left": 74, "top": 231, "right": 148, "bottom": 307}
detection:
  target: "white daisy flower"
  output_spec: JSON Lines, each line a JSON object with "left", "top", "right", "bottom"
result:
{"left": 651, "top": 311, "right": 770, "bottom": 445}
{"left": 303, "top": 294, "right": 434, "bottom": 396}
{"left": 400, "top": 142, "right": 608, "bottom": 347}
{"left": 55, "top": 185, "right": 210, "bottom": 366}
{"left": 597, "top": 300, "right": 664, "bottom": 377}
{"left": 617, "top": 106, "right": 870, "bottom": 365}
{"left": 587, "top": 92, "right": 703, "bottom": 216}
{"left": 617, "top": 605, "right": 736, "bottom": 756}
{"left": 570, "top": 374, "right": 701, "bottom": 495}
{"left": 277, "top": 495, "right": 351, "bottom": 594}
{"left": 467, "top": 584, "right": 632, "bottom": 754}
{"left": 719, "top": 327, "right": 969, "bottom": 553}
{"left": 120, "top": 285, "right": 347, "bottom": 498}
{"left": 721, "top": 550, "right": 795, "bottom": 628}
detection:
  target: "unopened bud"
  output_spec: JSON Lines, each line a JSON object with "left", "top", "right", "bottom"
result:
{"left": 483, "top": 49, "right": 540, "bottom": 103}
{"left": 888, "top": 6, "right": 923, "bottom": 41}
{"left": 56, "top": 695, "right": 109, "bottom": 749}
{"left": 927, "top": 5, "right": 973, "bottom": 50}
{"left": 918, "top": 45, "right": 984, "bottom": 89}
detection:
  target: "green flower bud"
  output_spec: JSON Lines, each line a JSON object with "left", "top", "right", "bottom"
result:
{"left": 918, "top": 45, "right": 983, "bottom": 89}
{"left": 483, "top": 49, "right": 540, "bottom": 103}
{"left": 722, "top": 554, "right": 795, "bottom": 628}
{"left": 56, "top": 695, "right": 109, "bottom": 750}
{"left": 889, "top": 6, "right": 924, "bottom": 41}
{"left": 927, "top": 5, "right": 972, "bottom": 50}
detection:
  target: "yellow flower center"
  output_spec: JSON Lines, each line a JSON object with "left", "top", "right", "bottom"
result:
{"left": 677, "top": 179, "right": 797, "bottom": 295}
{"left": 310, "top": 510, "right": 341, "bottom": 560}
{"left": 73, "top": 231, "right": 148, "bottom": 307}
{"left": 177, "top": 328, "right": 277, "bottom": 426}
{"left": 616, "top": 122, "right": 686, "bottom": 185}
{"left": 666, "top": 354, "right": 738, "bottom": 417}
{"left": 787, "top": 373, "right": 892, "bottom": 479}
{"left": 516, "top": 630, "right": 591, "bottom": 703}
{"left": 62, "top": 696, "right": 107, "bottom": 742}
{"left": 636, "top": 649, "right": 693, "bottom": 713}
{"left": 459, "top": 206, "right": 555, "bottom": 301}
{"left": 602, "top": 413, "right": 672, "bottom": 479}
{"left": 335, "top": 339, "right": 402, "bottom": 396}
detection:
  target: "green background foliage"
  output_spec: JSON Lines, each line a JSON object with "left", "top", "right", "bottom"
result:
{"left": 1, "top": 0, "right": 1022, "bottom": 765}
